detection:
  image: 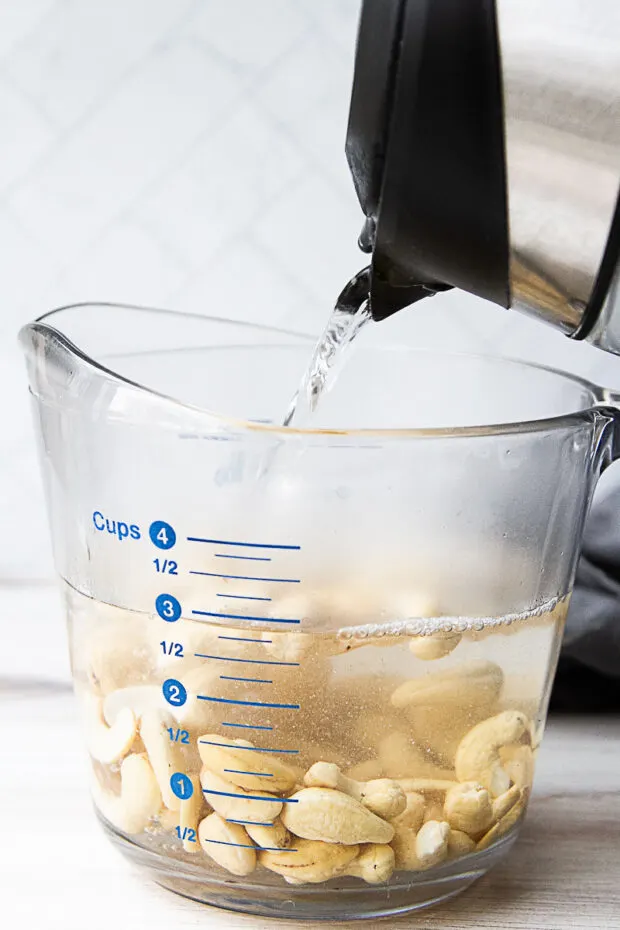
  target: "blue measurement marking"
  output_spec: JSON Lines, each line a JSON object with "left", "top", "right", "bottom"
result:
{"left": 217, "top": 594, "right": 272, "bottom": 602}
{"left": 199, "top": 739, "right": 299, "bottom": 755}
{"left": 224, "top": 769, "right": 273, "bottom": 778}
{"left": 217, "top": 635, "right": 272, "bottom": 644}
{"left": 221, "top": 722, "right": 274, "bottom": 732}
{"left": 195, "top": 653, "right": 299, "bottom": 668}
{"left": 227, "top": 819, "right": 276, "bottom": 827}
{"left": 192, "top": 609, "right": 300, "bottom": 624}
{"left": 215, "top": 554, "right": 272, "bottom": 562}
{"left": 190, "top": 571, "right": 300, "bottom": 584}
{"left": 219, "top": 675, "right": 273, "bottom": 684}
{"left": 197, "top": 695, "right": 300, "bottom": 710}
{"left": 203, "top": 788, "right": 299, "bottom": 803}
{"left": 187, "top": 537, "right": 301, "bottom": 551}
{"left": 201, "top": 838, "right": 297, "bottom": 853}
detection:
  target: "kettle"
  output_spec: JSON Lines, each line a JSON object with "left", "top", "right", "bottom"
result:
{"left": 345, "top": 0, "right": 620, "bottom": 352}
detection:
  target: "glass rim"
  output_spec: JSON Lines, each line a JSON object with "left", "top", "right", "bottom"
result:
{"left": 20, "top": 301, "right": 616, "bottom": 440}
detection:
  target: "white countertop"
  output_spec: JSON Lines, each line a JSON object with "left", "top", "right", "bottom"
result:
{"left": 3, "top": 686, "right": 619, "bottom": 930}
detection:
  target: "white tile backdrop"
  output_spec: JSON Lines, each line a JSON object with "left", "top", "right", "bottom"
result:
{"left": 2, "top": 0, "right": 620, "bottom": 600}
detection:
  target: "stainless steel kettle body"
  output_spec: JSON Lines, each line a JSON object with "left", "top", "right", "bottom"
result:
{"left": 346, "top": 0, "right": 620, "bottom": 352}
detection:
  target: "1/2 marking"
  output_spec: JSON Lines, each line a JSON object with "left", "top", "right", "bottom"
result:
{"left": 175, "top": 826, "right": 197, "bottom": 843}
{"left": 160, "top": 640, "right": 184, "bottom": 658}
{"left": 153, "top": 558, "right": 179, "bottom": 575}
{"left": 167, "top": 727, "right": 190, "bottom": 744}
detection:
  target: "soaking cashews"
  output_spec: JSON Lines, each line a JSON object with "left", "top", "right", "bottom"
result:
{"left": 304, "top": 762, "right": 406, "bottom": 820}
{"left": 391, "top": 660, "right": 504, "bottom": 710}
{"left": 281, "top": 788, "right": 395, "bottom": 845}
{"left": 140, "top": 710, "right": 185, "bottom": 810}
{"left": 179, "top": 774, "right": 204, "bottom": 853}
{"left": 346, "top": 845, "right": 395, "bottom": 884}
{"left": 391, "top": 820, "right": 450, "bottom": 871}
{"left": 409, "top": 631, "right": 462, "bottom": 661}
{"left": 199, "top": 814, "right": 256, "bottom": 876}
{"left": 443, "top": 782, "right": 494, "bottom": 835}
{"left": 260, "top": 839, "right": 359, "bottom": 884}
{"left": 74, "top": 577, "right": 553, "bottom": 897}
{"left": 245, "top": 818, "right": 290, "bottom": 851}
{"left": 200, "top": 769, "right": 283, "bottom": 823}
{"left": 391, "top": 792, "right": 426, "bottom": 832}
{"left": 103, "top": 685, "right": 163, "bottom": 725}
{"left": 198, "top": 735, "right": 297, "bottom": 794}
{"left": 83, "top": 695, "right": 137, "bottom": 764}
{"left": 455, "top": 710, "right": 529, "bottom": 797}
{"left": 93, "top": 753, "right": 161, "bottom": 834}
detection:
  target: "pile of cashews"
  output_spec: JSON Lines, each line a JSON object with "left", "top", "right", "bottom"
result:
{"left": 76, "top": 596, "right": 562, "bottom": 886}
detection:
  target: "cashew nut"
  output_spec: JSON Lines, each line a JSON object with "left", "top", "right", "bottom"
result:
{"left": 500, "top": 744, "right": 534, "bottom": 791}
{"left": 83, "top": 695, "right": 137, "bottom": 764}
{"left": 303, "top": 762, "right": 406, "bottom": 820}
{"left": 80, "top": 614, "right": 150, "bottom": 695}
{"left": 281, "top": 787, "right": 394, "bottom": 845}
{"left": 344, "top": 844, "right": 395, "bottom": 884}
{"left": 378, "top": 732, "right": 456, "bottom": 780}
{"left": 390, "top": 792, "right": 425, "bottom": 832}
{"left": 409, "top": 632, "right": 462, "bottom": 661}
{"left": 92, "top": 753, "right": 161, "bottom": 834}
{"left": 455, "top": 710, "right": 529, "bottom": 797}
{"left": 103, "top": 685, "right": 163, "bottom": 725}
{"left": 443, "top": 782, "right": 494, "bottom": 835}
{"left": 158, "top": 807, "right": 180, "bottom": 831}
{"left": 391, "top": 660, "right": 504, "bottom": 711}
{"left": 415, "top": 820, "right": 451, "bottom": 868}
{"left": 260, "top": 838, "right": 359, "bottom": 884}
{"left": 198, "top": 813, "right": 256, "bottom": 876}
{"left": 391, "top": 820, "right": 450, "bottom": 871}
{"left": 406, "top": 702, "right": 498, "bottom": 765}
{"left": 179, "top": 774, "right": 205, "bottom": 852}
{"left": 197, "top": 734, "right": 297, "bottom": 794}
{"left": 476, "top": 791, "right": 528, "bottom": 851}
{"left": 140, "top": 710, "right": 185, "bottom": 810}
{"left": 200, "top": 768, "right": 282, "bottom": 823}
{"left": 448, "top": 829, "right": 476, "bottom": 857}
{"left": 491, "top": 784, "right": 521, "bottom": 822}
{"left": 245, "top": 818, "right": 290, "bottom": 850}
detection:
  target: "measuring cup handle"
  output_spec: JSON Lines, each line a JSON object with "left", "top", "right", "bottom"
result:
{"left": 595, "top": 390, "right": 620, "bottom": 468}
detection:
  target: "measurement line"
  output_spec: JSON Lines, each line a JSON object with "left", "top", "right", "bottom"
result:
{"left": 217, "top": 594, "right": 272, "bottom": 602}
{"left": 193, "top": 609, "right": 300, "bottom": 624}
{"left": 190, "top": 571, "right": 300, "bottom": 584}
{"left": 201, "top": 838, "right": 297, "bottom": 853}
{"left": 195, "top": 653, "right": 299, "bottom": 668}
{"left": 215, "top": 554, "right": 272, "bottom": 562}
{"left": 199, "top": 740, "right": 299, "bottom": 755}
{"left": 219, "top": 675, "right": 273, "bottom": 684}
{"left": 227, "top": 819, "right": 276, "bottom": 827}
{"left": 203, "top": 788, "right": 299, "bottom": 803}
{"left": 217, "top": 636, "right": 272, "bottom": 644}
{"left": 221, "top": 722, "right": 274, "bottom": 732}
{"left": 224, "top": 770, "right": 273, "bottom": 778}
{"left": 188, "top": 537, "right": 301, "bottom": 551}
{"left": 197, "top": 695, "right": 300, "bottom": 710}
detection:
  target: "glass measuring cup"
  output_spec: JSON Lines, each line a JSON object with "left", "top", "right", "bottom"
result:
{"left": 20, "top": 304, "right": 620, "bottom": 921}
